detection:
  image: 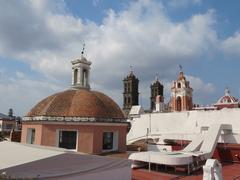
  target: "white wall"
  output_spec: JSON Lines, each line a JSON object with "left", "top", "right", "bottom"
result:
{"left": 127, "top": 108, "right": 240, "bottom": 144}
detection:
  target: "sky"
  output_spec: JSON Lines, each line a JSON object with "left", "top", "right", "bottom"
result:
{"left": 0, "top": 0, "right": 240, "bottom": 116}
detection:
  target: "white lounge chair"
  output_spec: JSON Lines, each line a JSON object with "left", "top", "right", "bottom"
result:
{"left": 128, "top": 124, "right": 231, "bottom": 174}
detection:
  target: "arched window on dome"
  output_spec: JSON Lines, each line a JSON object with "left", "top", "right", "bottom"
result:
{"left": 82, "top": 69, "right": 88, "bottom": 86}
{"left": 74, "top": 69, "right": 78, "bottom": 84}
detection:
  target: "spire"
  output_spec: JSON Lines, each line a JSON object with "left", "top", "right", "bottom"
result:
{"left": 155, "top": 73, "right": 159, "bottom": 81}
{"left": 130, "top": 65, "right": 133, "bottom": 74}
{"left": 128, "top": 65, "right": 136, "bottom": 78}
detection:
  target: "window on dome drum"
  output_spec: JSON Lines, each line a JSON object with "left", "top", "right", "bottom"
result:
{"left": 102, "top": 132, "right": 113, "bottom": 150}
{"left": 83, "top": 69, "right": 88, "bottom": 86}
{"left": 58, "top": 130, "right": 77, "bottom": 150}
{"left": 27, "top": 128, "right": 35, "bottom": 144}
{"left": 74, "top": 69, "right": 78, "bottom": 84}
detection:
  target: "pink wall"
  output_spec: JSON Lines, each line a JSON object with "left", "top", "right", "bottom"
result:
{"left": 21, "top": 122, "right": 127, "bottom": 154}
{"left": 21, "top": 123, "right": 43, "bottom": 144}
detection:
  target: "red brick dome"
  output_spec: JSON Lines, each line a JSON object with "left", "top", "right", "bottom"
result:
{"left": 27, "top": 89, "right": 125, "bottom": 119}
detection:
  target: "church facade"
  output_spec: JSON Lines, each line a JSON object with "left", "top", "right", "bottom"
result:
{"left": 170, "top": 70, "right": 193, "bottom": 111}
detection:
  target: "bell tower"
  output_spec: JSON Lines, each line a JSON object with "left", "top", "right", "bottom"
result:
{"left": 170, "top": 66, "right": 193, "bottom": 111}
{"left": 71, "top": 44, "right": 91, "bottom": 90}
{"left": 150, "top": 75, "right": 164, "bottom": 111}
{"left": 123, "top": 68, "right": 139, "bottom": 116}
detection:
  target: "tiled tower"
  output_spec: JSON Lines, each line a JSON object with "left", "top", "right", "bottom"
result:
{"left": 150, "top": 76, "right": 164, "bottom": 111}
{"left": 170, "top": 68, "right": 193, "bottom": 111}
{"left": 123, "top": 70, "right": 139, "bottom": 116}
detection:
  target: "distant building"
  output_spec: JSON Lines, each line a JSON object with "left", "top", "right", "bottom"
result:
{"left": 22, "top": 50, "right": 127, "bottom": 154}
{"left": 214, "top": 88, "right": 239, "bottom": 110}
{"left": 123, "top": 69, "right": 139, "bottom": 116}
{"left": 170, "top": 69, "right": 193, "bottom": 111}
{"left": 150, "top": 76, "right": 164, "bottom": 111}
{"left": 0, "top": 109, "right": 20, "bottom": 134}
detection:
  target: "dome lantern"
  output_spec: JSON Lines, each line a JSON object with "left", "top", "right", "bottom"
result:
{"left": 71, "top": 43, "right": 92, "bottom": 90}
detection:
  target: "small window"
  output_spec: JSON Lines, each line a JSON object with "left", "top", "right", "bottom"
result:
{"left": 74, "top": 69, "right": 78, "bottom": 84}
{"left": 178, "top": 82, "right": 181, "bottom": 88}
{"left": 103, "top": 132, "right": 113, "bottom": 150}
{"left": 83, "top": 69, "right": 88, "bottom": 86}
{"left": 27, "top": 128, "right": 35, "bottom": 144}
{"left": 58, "top": 130, "right": 77, "bottom": 150}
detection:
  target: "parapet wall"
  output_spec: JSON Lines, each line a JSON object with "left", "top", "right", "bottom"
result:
{"left": 127, "top": 108, "right": 240, "bottom": 144}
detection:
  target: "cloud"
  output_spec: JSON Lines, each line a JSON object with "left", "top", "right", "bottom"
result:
{"left": 168, "top": 0, "right": 202, "bottom": 9}
{"left": 222, "top": 32, "right": 240, "bottom": 57}
{"left": 186, "top": 75, "right": 216, "bottom": 105}
{"left": 0, "top": 71, "right": 62, "bottom": 116}
{"left": 0, "top": 0, "right": 220, "bottom": 114}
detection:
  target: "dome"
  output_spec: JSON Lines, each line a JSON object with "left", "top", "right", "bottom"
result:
{"left": 27, "top": 89, "right": 125, "bottom": 119}
{"left": 216, "top": 90, "right": 238, "bottom": 104}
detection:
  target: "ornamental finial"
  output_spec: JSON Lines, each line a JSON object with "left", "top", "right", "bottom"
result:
{"left": 81, "top": 42, "right": 85, "bottom": 55}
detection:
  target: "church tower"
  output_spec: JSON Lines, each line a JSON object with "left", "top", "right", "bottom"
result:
{"left": 71, "top": 44, "right": 91, "bottom": 90}
{"left": 170, "top": 67, "right": 193, "bottom": 111}
{"left": 150, "top": 76, "right": 164, "bottom": 111}
{"left": 123, "top": 69, "right": 139, "bottom": 115}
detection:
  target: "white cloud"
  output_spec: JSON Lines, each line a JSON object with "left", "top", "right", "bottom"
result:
{"left": 0, "top": 0, "right": 220, "bottom": 114}
{"left": 168, "top": 0, "right": 202, "bottom": 8}
{"left": 222, "top": 32, "right": 240, "bottom": 57}
{"left": 0, "top": 71, "right": 62, "bottom": 116}
{"left": 186, "top": 75, "right": 216, "bottom": 105}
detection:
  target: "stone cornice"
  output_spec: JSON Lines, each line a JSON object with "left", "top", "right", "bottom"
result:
{"left": 23, "top": 116, "right": 126, "bottom": 123}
